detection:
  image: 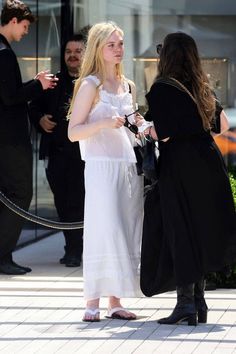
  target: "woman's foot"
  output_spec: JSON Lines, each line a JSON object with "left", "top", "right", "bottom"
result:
{"left": 107, "top": 296, "right": 136, "bottom": 320}
{"left": 106, "top": 307, "right": 136, "bottom": 320}
{"left": 83, "top": 299, "right": 100, "bottom": 322}
{"left": 83, "top": 308, "right": 100, "bottom": 322}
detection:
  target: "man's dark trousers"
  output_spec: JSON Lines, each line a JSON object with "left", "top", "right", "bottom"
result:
{"left": 0, "top": 143, "right": 32, "bottom": 262}
{"left": 46, "top": 146, "right": 84, "bottom": 259}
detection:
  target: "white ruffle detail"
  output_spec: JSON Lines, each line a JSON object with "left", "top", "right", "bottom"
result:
{"left": 79, "top": 75, "right": 137, "bottom": 163}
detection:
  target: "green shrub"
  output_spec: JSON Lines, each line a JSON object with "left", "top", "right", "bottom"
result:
{"left": 228, "top": 165, "right": 236, "bottom": 206}
{"left": 206, "top": 165, "right": 236, "bottom": 289}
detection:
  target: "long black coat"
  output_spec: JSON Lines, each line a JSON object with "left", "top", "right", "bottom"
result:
{"left": 141, "top": 81, "right": 236, "bottom": 296}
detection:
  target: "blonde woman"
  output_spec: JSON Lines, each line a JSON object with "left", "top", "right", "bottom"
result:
{"left": 68, "top": 22, "right": 143, "bottom": 322}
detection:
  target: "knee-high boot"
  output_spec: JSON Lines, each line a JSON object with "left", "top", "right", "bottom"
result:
{"left": 157, "top": 284, "right": 197, "bottom": 326}
{"left": 194, "top": 278, "right": 208, "bottom": 323}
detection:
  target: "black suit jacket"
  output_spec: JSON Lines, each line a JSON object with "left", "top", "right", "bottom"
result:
{"left": 0, "top": 34, "right": 43, "bottom": 145}
{"left": 30, "top": 70, "right": 80, "bottom": 160}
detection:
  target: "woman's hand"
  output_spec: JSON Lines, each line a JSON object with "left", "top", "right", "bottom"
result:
{"left": 101, "top": 116, "right": 125, "bottom": 129}
{"left": 134, "top": 112, "right": 145, "bottom": 127}
{"left": 143, "top": 126, "right": 158, "bottom": 140}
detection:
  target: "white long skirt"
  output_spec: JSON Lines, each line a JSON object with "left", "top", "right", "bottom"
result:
{"left": 83, "top": 160, "right": 144, "bottom": 300}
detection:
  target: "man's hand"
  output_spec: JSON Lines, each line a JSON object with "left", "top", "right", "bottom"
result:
{"left": 35, "top": 70, "right": 58, "bottom": 90}
{"left": 39, "top": 114, "right": 57, "bottom": 133}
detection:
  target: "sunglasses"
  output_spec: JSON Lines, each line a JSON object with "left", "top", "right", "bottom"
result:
{"left": 124, "top": 109, "right": 139, "bottom": 134}
{"left": 156, "top": 43, "right": 162, "bottom": 55}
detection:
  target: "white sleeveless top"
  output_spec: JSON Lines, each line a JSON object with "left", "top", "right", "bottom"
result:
{"left": 79, "top": 75, "right": 137, "bottom": 163}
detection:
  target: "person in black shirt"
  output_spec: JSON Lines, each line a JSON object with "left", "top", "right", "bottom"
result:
{"left": 0, "top": 0, "right": 57, "bottom": 275}
{"left": 30, "top": 34, "right": 86, "bottom": 267}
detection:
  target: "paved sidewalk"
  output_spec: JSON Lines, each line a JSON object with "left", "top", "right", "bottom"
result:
{"left": 0, "top": 232, "right": 236, "bottom": 353}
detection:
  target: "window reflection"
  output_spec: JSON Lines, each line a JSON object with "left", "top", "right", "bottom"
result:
{"left": 10, "top": 0, "right": 236, "bottom": 245}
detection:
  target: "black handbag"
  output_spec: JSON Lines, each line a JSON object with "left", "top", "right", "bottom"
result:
{"left": 139, "top": 138, "right": 158, "bottom": 181}
{"left": 134, "top": 136, "right": 158, "bottom": 181}
{"left": 125, "top": 81, "right": 158, "bottom": 181}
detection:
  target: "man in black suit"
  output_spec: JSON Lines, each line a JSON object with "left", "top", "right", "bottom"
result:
{"left": 0, "top": 0, "right": 57, "bottom": 275}
{"left": 30, "top": 34, "right": 86, "bottom": 267}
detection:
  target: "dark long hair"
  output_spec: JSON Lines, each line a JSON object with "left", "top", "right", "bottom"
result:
{"left": 158, "top": 32, "right": 215, "bottom": 130}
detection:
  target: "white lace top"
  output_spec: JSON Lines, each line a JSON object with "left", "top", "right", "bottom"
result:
{"left": 78, "top": 75, "right": 137, "bottom": 162}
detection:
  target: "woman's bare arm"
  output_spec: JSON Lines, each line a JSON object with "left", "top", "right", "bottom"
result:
{"left": 68, "top": 79, "right": 125, "bottom": 141}
{"left": 212, "top": 110, "right": 230, "bottom": 137}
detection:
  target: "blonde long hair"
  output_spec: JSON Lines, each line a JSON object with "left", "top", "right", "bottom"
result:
{"left": 68, "top": 22, "right": 124, "bottom": 117}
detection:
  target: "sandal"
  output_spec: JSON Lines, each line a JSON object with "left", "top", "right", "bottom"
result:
{"left": 105, "top": 307, "right": 137, "bottom": 320}
{"left": 82, "top": 308, "right": 100, "bottom": 322}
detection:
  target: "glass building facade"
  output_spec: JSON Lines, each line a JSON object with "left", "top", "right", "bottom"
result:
{"left": 1, "top": 0, "right": 236, "bottom": 245}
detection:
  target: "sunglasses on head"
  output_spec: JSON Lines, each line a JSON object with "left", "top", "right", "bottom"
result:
{"left": 156, "top": 43, "right": 162, "bottom": 55}
{"left": 124, "top": 109, "right": 139, "bottom": 134}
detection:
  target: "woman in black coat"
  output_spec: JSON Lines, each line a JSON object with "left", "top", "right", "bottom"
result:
{"left": 141, "top": 32, "right": 236, "bottom": 326}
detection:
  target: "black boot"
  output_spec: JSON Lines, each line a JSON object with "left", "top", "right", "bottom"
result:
{"left": 59, "top": 246, "right": 68, "bottom": 264}
{"left": 157, "top": 284, "right": 197, "bottom": 326}
{"left": 194, "top": 278, "right": 208, "bottom": 323}
{"left": 9, "top": 253, "right": 32, "bottom": 273}
{"left": 59, "top": 246, "right": 81, "bottom": 267}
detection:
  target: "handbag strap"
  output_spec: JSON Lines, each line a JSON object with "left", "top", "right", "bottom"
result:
{"left": 156, "top": 77, "right": 197, "bottom": 104}
{"left": 169, "top": 77, "right": 197, "bottom": 104}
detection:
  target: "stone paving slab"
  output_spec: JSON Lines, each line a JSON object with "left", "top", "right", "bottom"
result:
{"left": 0, "top": 232, "right": 235, "bottom": 353}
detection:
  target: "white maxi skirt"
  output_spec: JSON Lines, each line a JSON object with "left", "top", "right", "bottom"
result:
{"left": 83, "top": 160, "right": 144, "bottom": 300}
